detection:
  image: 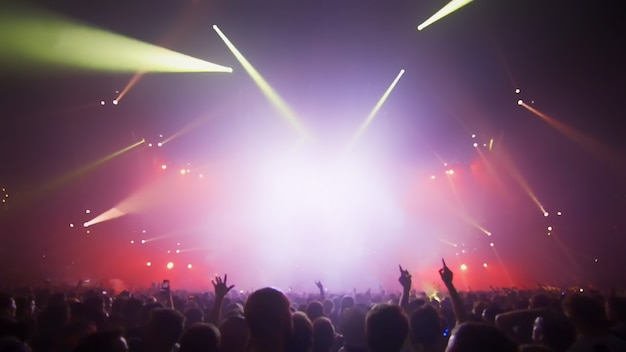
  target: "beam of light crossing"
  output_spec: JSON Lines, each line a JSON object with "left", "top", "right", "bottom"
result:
{"left": 212, "top": 25, "right": 310, "bottom": 139}
{"left": 489, "top": 244, "right": 515, "bottom": 287}
{"left": 43, "top": 139, "right": 146, "bottom": 193}
{"left": 0, "top": 5, "right": 233, "bottom": 73}
{"left": 520, "top": 102, "right": 624, "bottom": 168}
{"left": 496, "top": 147, "right": 548, "bottom": 216}
{"left": 417, "top": 0, "right": 473, "bottom": 31}
{"left": 346, "top": 69, "right": 405, "bottom": 151}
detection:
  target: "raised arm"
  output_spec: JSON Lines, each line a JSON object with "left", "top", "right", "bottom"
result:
{"left": 439, "top": 259, "right": 467, "bottom": 325}
{"left": 208, "top": 274, "right": 234, "bottom": 325}
{"left": 315, "top": 280, "right": 326, "bottom": 301}
{"left": 398, "top": 265, "right": 412, "bottom": 310}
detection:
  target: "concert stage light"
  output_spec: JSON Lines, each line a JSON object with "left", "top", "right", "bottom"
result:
{"left": 417, "top": 0, "right": 473, "bottom": 31}
{"left": 346, "top": 69, "right": 405, "bottom": 150}
{"left": 0, "top": 4, "right": 233, "bottom": 73}
{"left": 212, "top": 25, "right": 310, "bottom": 139}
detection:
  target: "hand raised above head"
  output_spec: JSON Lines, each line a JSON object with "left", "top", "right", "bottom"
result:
{"left": 398, "top": 265, "right": 412, "bottom": 290}
{"left": 315, "top": 280, "right": 324, "bottom": 289}
{"left": 438, "top": 258, "right": 453, "bottom": 285}
{"left": 211, "top": 274, "right": 234, "bottom": 299}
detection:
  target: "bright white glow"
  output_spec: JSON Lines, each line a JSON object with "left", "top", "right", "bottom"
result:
{"left": 69, "top": 223, "right": 74, "bottom": 228}
{"left": 557, "top": 211, "right": 562, "bottom": 216}
{"left": 85, "top": 209, "right": 91, "bottom": 214}
{"left": 100, "top": 100, "right": 105, "bottom": 105}
{"left": 148, "top": 143, "right": 153, "bottom": 147}
{"left": 142, "top": 229, "right": 146, "bottom": 233}
{"left": 187, "top": 264, "right": 193, "bottom": 269}
{"left": 180, "top": 169, "right": 187, "bottom": 175}
{"left": 112, "top": 99, "right": 118, "bottom": 105}
{"left": 130, "top": 240, "right": 134, "bottom": 244}
{"left": 515, "top": 88, "right": 521, "bottom": 94}
{"left": 483, "top": 262, "right": 488, "bottom": 268}
{"left": 473, "top": 142, "right": 478, "bottom": 148}
{"left": 157, "top": 142, "right": 163, "bottom": 147}
{"left": 175, "top": 249, "right": 180, "bottom": 254}
{"left": 471, "top": 134, "right": 476, "bottom": 138}
{"left": 167, "top": 262, "right": 174, "bottom": 270}
{"left": 547, "top": 226, "right": 552, "bottom": 231}
{"left": 218, "top": 147, "right": 404, "bottom": 289}
{"left": 460, "top": 264, "right": 468, "bottom": 271}
{"left": 489, "top": 242, "right": 495, "bottom": 247}
{"left": 161, "top": 164, "right": 167, "bottom": 170}
{"left": 141, "top": 240, "right": 146, "bottom": 244}
{"left": 544, "top": 212, "right": 549, "bottom": 217}
{"left": 445, "top": 169, "right": 455, "bottom": 175}
{"left": 517, "top": 99, "right": 523, "bottom": 105}
{"left": 146, "top": 261, "right": 152, "bottom": 267}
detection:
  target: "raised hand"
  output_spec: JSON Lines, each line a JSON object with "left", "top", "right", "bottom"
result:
{"left": 315, "top": 280, "right": 324, "bottom": 290}
{"left": 438, "top": 259, "right": 453, "bottom": 286}
{"left": 212, "top": 274, "right": 234, "bottom": 299}
{"left": 398, "top": 265, "right": 412, "bottom": 291}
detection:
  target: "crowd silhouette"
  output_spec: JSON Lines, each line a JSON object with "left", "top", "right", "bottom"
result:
{"left": 1, "top": 260, "right": 625, "bottom": 352}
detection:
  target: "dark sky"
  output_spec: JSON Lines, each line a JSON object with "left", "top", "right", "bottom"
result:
{"left": 1, "top": 0, "right": 625, "bottom": 287}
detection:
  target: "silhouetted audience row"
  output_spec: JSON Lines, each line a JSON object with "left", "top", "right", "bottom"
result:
{"left": 1, "top": 261, "right": 626, "bottom": 352}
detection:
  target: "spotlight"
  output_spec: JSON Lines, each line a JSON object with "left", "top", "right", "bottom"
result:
{"left": 473, "top": 142, "right": 478, "bottom": 148}
{"left": 180, "top": 169, "right": 187, "bottom": 175}
{"left": 557, "top": 211, "right": 562, "bottom": 216}
{"left": 85, "top": 209, "right": 91, "bottom": 214}
{"left": 187, "top": 264, "right": 192, "bottom": 269}
{"left": 460, "top": 264, "right": 468, "bottom": 271}
{"left": 141, "top": 240, "right": 146, "bottom": 244}
{"left": 130, "top": 240, "right": 134, "bottom": 244}
{"left": 148, "top": 143, "right": 153, "bottom": 147}
{"left": 146, "top": 261, "right": 152, "bottom": 267}
{"left": 486, "top": 232, "right": 492, "bottom": 236}
{"left": 157, "top": 142, "right": 163, "bottom": 147}
{"left": 547, "top": 226, "right": 552, "bottom": 231}
{"left": 142, "top": 229, "right": 146, "bottom": 233}
{"left": 161, "top": 164, "right": 167, "bottom": 170}
{"left": 594, "top": 258, "right": 598, "bottom": 263}
{"left": 166, "top": 262, "right": 174, "bottom": 270}
{"left": 100, "top": 100, "right": 105, "bottom": 105}
{"left": 69, "top": 223, "right": 74, "bottom": 228}
{"left": 489, "top": 242, "right": 494, "bottom": 247}
{"left": 471, "top": 134, "right": 476, "bottom": 138}
{"left": 515, "top": 88, "right": 520, "bottom": 94}
{"left": 517, "top": 99, "right": 523, "bottom": 105}
{"left": 112, "top": 99, "right": 118, "bottom": 105}
{"left": 544, "top": 212, "right": 549, "bottom": 217}
{"left": 483, "top": 263, "right": 488, "bottom": 268}
{"left": 175, "top": 249, "right": 180, "bottom": 254}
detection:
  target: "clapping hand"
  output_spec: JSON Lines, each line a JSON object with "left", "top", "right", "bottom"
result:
{"left": 212, "top": 274, "right": 234, "bottom": 299}
{"left": 438, "top": 259, "right": 453, "bottom": 286}
{"left": 398, "top": 265, "right": 412, "bottom": 291}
